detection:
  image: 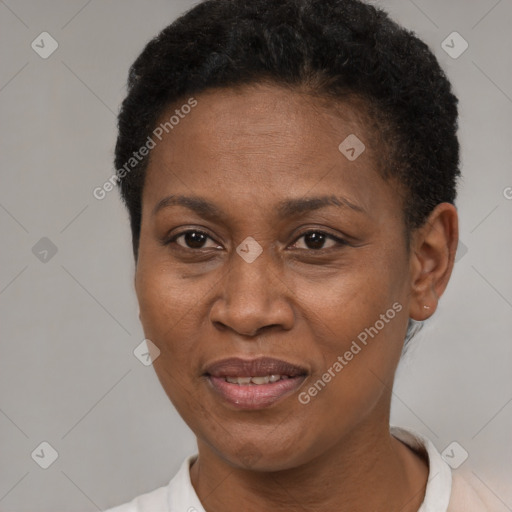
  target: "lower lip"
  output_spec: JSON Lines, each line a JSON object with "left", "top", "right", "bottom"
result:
{"left": 206, "top": 376, "right": 306, "bottom": 409}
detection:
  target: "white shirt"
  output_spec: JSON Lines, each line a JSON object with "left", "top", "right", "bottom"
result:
{"left": 103, "top": 426, "right": 503, "bottom": 512}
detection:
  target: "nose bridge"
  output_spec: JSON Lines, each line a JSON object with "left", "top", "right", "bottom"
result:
{"left": 227, "top": 246, "right": 275, "bottom": 311}
{"left": 210, "top": 242, "right": 293, "bottom": 335}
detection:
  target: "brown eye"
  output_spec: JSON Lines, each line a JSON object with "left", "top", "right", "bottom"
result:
{"left": 169, "top": 230, "right": 221, "bottom": 250}
{"left": 291, "top": 230, "right": 346, "bottom": 251}
{"left": 182, "top": 231, "right": 208, "bottom": 248}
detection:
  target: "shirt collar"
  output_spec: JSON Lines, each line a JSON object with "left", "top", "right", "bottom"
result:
{"left": 390, "top": 425, "right": 452, "bottom": 512}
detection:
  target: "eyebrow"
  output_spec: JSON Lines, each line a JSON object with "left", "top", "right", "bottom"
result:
{"left": 152, "top": 194, "right": 366, "bottom": 219}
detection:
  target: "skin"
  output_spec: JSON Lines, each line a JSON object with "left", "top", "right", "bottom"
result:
{"left": 134, "top": 83, "right": 458, "bottom": 511}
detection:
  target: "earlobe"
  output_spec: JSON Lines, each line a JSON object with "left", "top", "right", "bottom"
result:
{"left": 408, "top": 203, "right": 458, "bottom": 321}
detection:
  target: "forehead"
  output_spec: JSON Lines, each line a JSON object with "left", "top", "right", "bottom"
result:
{"left": 142, "top": 83, "right": 395, "bottom": 221}
{"left": 151, "top": 83, "right": 371, "bottom": 158}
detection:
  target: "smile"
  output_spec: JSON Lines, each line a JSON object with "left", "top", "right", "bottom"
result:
{"left": 203, "top": 357, "right": 308, "bottom": 409}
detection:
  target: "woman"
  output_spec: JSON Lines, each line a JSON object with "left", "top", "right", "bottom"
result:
{"left": 104, "top": 0, "right": 498, "bottom": 510}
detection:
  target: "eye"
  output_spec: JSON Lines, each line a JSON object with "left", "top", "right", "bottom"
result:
{"left": 168, "top": 229, "right": 222, "bottom": 250}
{"left": 290, "top": 230, "right": 347, "bottom": 251}
{"left": 165, "top": 229, "right": 347, "bottom": 252}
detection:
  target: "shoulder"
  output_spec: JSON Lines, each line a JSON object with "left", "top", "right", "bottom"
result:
{"left": 390, "top": 426, "right": 508, "bottom": 512}
{"left": 102, "top": 454, "right": 199, "bottom": 512}
{"left": 448, "top": 472, "right": 509, "bottom": 512}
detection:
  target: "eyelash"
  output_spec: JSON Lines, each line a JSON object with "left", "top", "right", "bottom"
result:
{"left": 165, "top": 229, "right": 348, "bottom": 252}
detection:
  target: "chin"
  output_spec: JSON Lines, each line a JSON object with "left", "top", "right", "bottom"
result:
{"left": 211, "top": 434, "right": 310, "bottom": 473}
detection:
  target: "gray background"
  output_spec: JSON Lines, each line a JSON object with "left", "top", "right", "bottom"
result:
{"left": 0, "top": 0, "right": 511, "bottom": 510}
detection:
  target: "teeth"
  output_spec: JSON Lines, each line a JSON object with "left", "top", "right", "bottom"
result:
{"left": 224, "top": 375, "right": 287, "bottom": 385}
{"left": 251, "top": 376, "right": 270, "bottom": 385}
{"left": 225, "top": 376, "right": 250, "bottom": 385}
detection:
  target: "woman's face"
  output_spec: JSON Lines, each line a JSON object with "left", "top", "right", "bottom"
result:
{"left": 135, "top": 84, "right": 414, "bottom": 470}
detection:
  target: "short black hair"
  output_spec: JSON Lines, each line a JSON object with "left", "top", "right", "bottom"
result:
{"left": 115, "top": 0, "right": 460, "bottom": 261}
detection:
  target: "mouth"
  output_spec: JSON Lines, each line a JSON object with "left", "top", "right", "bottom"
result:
{"left": 203, "top": 357, "right": 308, "bottom": 410}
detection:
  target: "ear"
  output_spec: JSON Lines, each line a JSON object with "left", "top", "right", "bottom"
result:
{"left": 408, "top": 203, "right": 459, "bottom": 321}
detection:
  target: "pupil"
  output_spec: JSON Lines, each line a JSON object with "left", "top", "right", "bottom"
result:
{"left": 305, "top": 232, "right": 325, "bottom": 249}
{"left": 185, "top": 231, "right": 206, "bottom": 248}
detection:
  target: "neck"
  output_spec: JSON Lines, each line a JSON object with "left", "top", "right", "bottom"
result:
{"left": 189, "top": 416, "right": 429, "bottom": 512}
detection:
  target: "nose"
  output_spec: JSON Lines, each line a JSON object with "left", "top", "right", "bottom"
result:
{"left": 209, "top": 249, "right": 294, "bottom": 337}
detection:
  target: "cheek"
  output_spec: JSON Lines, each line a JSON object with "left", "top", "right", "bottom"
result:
{"left": 135, "top": 266, "right": 207, "bottom": 416}
{"left": 135, "top": 262, "right": 200, "bottom": 358}
{"left": 308, "top": 259, "right": 406, "bottom": 339}
{"left": 136, "top": 252, "right": 195, "bottom": 313}
{"left": 299, "top": 260, "right": 408, "bottom": 401}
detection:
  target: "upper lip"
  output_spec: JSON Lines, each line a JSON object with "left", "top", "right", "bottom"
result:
{"left": 203, "top": 357, "right": 308, "bottom": 378}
